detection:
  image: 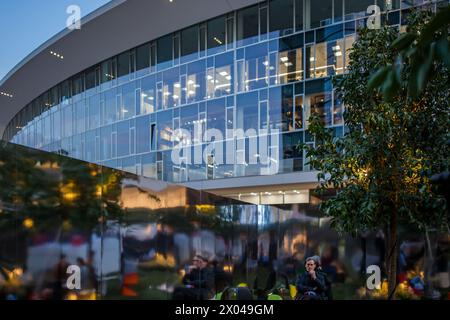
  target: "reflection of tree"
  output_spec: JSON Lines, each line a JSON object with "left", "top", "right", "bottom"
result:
{"left": 0, "top": 142, "right": 129, "bottom": 234}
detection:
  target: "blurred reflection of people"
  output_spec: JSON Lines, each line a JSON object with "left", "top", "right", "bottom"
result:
{"left": 77, "top": 257, "right": 93, "bottom": 291}
{"left": 375, "top": 230, "right": 386, "bottom": 275}
{"left": 295, "top": 256, "right": 326, "bottom": 300}
{"left": 53, "top": 254, "right": 69, "bottom": 300}
{"left": 434, "top": 236, "right": 449, "bottom": 289}
{"left": 172, "top": 255, "right": 214, "bottom": 300}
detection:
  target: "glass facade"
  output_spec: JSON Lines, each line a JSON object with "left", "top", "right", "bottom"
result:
{"left": 3, "top": 142, "right": 447, "bottom": 300}
{"left": 5, "top": 0, "right": 435, "bottom": 184}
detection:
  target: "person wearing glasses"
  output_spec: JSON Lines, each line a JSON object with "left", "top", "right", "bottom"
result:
{"left": 173, "top": 254, "right": 214, "bottom": 300}
{"left": 295, "top": 256, "right": 326, "bottom": 300}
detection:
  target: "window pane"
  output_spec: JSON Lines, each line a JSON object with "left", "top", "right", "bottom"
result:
{"left": 269, "top": 86, "right": 293, "bottom": 132}
{"left": 237, "top": 5, "right": 259, "bottom": 46}
{"left": 117, "top": 120, "right": 130, "bottom": 157}
{"left": 305, "top": 0, "right": 333, "bottom": 29}
{"left": 72, "top": 74, "right": 84, "bottom": 97}
{"left": 334, "top": 0, "right": 344, "bottom": 22}
{"left": 269, "top": 0, "right": 294, "bottom": 36}
{"left": 141, "top": 75, "right": 156, "bottom": 114}
{"left": 101, "top": 125, "right": 112, "bottom": 160}
{"left": 103, "top": 88, "right": 117, "bottom": 124}
{"left": 162, "top": 67, "right": 181, "bottom": 109}
{"left": 244, "top": 43, "right": 269, "bottom": 91}
{"left": 157, "top": 35, "right": 173, "bottom": 64}
{"left": 207, "top": 98, "right": 226, "bottom": 137}
{"left": 314, "top": 42, "right": 328, "bottom": 78}
{"left": 345, "top": 0, "right": 375, "bottom": 20}
{"left": 136, "top": 116, "right": 150, "bottom": 154}
{"left": 180, "top": 104, "right": 198, "bottom": 143}
{"left": 330, "top": 39, "right": 344, "bottom": 75}
{"left": 88, "top": 95, "right": 100, "bottom": 129}
{"left": 181, "top": 25, "right": 199, "bottom": 57}
{"left": 308, "top": 92, "right": 332, "bottom": 126}
{"left": 74, "top": 101, "right": 86, "bottom": 134}
{"left": 236, "top": 92, "right": 259, "bottom": 133}
{"left": 85, "top": 68, "right": 96, "bottom": 90}
{"left": 101, "top": 59, "right": 115, "bottom": 84}
{"left": 294, "top": 95, "right": 303, "bottom": 129}
{"left": 214, "top": 52, "right": 234, "bottom": 97}
{"left": 117, "top": 52, "right": 130, "bottom": 79}
{"left": 207, "top": 16, "right": 226, "bottom": 53}
{"left": 187, "top": 59, "right": 206, "bottom": 103}
{"left": 136, "top": 44, "right": 150, "bottom": 71}
{"left": 121, "top": 82, "right": 136, "bottom": 119}
{"left": 295, "top": 0, "right": 303, "bottom": 31}
{"left": 278, "top": 48, "right": 303, "bottom": 83}
{"left": 142, "top": 153, "right": 157, "bottom": 179}
{"left": 157, "top": 110, "right": 173, "bottom": 150}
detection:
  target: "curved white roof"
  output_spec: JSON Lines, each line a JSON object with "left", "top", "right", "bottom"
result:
{"left": 0, "top": 0, "right": 259, "bottom": 137}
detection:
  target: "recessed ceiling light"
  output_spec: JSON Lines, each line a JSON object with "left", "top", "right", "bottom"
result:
{"left": 1, "top": 91, "right": 13, "bottom": 98}
{"left": 50, "top": 50, "right": 64, "bottom": 60}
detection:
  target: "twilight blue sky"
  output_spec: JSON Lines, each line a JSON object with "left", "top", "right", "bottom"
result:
{"left": 0, "top": 0, "right": 111, "bottom": 81}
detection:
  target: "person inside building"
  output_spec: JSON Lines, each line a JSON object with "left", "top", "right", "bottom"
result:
{"left": 172, "top": 254, "right": 214, "bottom": 300}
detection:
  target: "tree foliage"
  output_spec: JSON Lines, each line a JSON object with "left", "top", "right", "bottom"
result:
{"left": 304, "top": 11, "right": 449, "bottom": 236}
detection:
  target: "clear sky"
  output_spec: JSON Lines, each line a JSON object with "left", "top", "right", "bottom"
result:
{"left": 0, "top": 0, "right": 111, "bottom": 81}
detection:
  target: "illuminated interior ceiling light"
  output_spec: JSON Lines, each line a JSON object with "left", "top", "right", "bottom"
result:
{"left": 207, "top": 75, "right": 213, "bottom": 80}
{"left": 174, "top": 83, "right": 181, "bottom": 88}
{"left": 226, "top": 75, "right": 232, "bottom": 81}
{"left": 219, "top": 71, "right": 228, "bottom": 77}
{"left": 280, "top": 56, "right": 289, "bottom": 62}
{"left": 284, "top": 62, "right": 293, "bottom": 67}
{"left": 0, "top": 91, "right": 13, "bottom": 98}
{"left": 309, "top": 57, "right": 315, "bottom": 62}
{"left": 213, "top": 37, "right": 223, "bottom": 45}
{"left": 187, "top": 80, "right": 194, "bottom": 85}
{"left": 334, "top": 51, "right": 342, "bottom": 57}
{"left": 172, "top": 95, "right": 179, "bottom": 99}
{"left": 263, "top": 60, "right": 269, "bottom": 66}
{"left": 332, "top": 45, "right": 341, "bottom": 51}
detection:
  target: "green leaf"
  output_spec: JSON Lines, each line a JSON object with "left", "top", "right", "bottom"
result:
{"left": 381, "top": 69, "right": 399, "bottom": 101}
{"left": 418, "top": 5, "right": 450, "bottom": 47}
{"left": 416, "top": 44, "right": 434, "bottom": 94}
{"left": 368, "top": 66, "right": 391, "bottom": 90}
{"left": 391, "top": 33, "right": 417, "bottom": 51}
{"left": 436, "top": 36, "right": 450, "bottom": 68}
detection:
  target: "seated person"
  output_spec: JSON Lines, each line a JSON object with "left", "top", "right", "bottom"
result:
{"left": 173, "top": 255, "right": 214, "bottom": 300}
{"left": 295, "top": 256, "right": 326, "bottom": 300}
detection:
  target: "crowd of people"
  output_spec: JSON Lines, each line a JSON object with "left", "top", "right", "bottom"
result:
{"left": 172, "top": 253, "right": 334, "bottom": 300}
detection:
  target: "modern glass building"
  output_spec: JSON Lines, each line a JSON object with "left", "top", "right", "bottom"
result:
{"left": 3, "top": 0, "right": 445, "bottom": 202}
{"left": 0, "top": 0, "right": 449, "bottom": 300}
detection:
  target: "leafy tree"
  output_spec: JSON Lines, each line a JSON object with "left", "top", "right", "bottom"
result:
{"left": 369, "top": 5, "right": 450, "bottom": 100}
{"left": 303, "top": 11, "right": 449, "bottom": 299}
